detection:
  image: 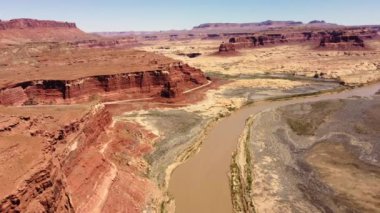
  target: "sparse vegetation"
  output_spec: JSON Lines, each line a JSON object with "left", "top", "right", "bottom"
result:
{"left": 287, "top": 118, "right": 315, "bottom": 135}
{"left": 354, "top": 123, "right": 369, "bottom": 134}
{"left": 230, "top": 117, "right": 256, "bottom": 213}
{"left": 285, "top": 100, "right": 344, "bottom": 135}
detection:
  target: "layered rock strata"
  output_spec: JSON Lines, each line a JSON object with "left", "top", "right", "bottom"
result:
{"left": 319, "top": 31, "right": 365, "bottom": 49}
{"left": 219, "top": 42, "right": 237, "bottom": 53}
{"left": 0, "top": 105, "right": 111, "bottom": 212}
{"left": 218, "top": 28, "right": 378, "bottom": 53}
{"left": 0, "top": 62, "right": 207, "bottom": 105}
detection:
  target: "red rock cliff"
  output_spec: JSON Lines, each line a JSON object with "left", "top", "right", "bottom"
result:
{"left": 0, "top": 105, "right": 112, "bottom": 212}
{"left": 0, "top": 62, "right": 208, "bottom": 105}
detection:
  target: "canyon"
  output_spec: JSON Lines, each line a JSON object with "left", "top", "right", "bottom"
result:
{"left": 1, "top": 17, "right": 380, "bottom": 213}
{"left": 0, "top": 105, "right": 109, "bottom": 212}
{"left": 0, "top": 38, "right": 207, "bottom": 106}
{"left": 0, "top": 18, "right": 210, "bottom": 212}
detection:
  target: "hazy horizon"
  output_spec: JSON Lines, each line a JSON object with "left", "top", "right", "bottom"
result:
{"left": 2, "top": 0, "right": 379, "bottom": 32}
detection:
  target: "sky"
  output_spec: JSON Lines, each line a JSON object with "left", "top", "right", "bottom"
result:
{"left": 1, "top": 0, "right": 380, "bottom": 32}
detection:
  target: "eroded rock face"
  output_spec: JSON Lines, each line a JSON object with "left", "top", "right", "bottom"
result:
{"left": 218, "top": 42, "right": 236, "bottom": 53}
{"left": 0, "top": 19, "right": 76, "bottom": 30}
{"left": 218, "top": 34, "right": 288, "bottom": 53}
{"left": 0, "top": 105, "right": 112, "bottom": 212}
{"left": 0, "top": 62, "right": 207, "bottom": 105}
{"left": 217, "top": 28, "right": 378, "bottom": 53}
{"left": 0, "top": 96, "right": 172, "bottom": 212}
{"left": 319, "top": 31, "right": 365, "bottom": 49}
{"left": 0, "top": 161, "right": 74, "bottom": 212}
{"left": 161, "top": 82, "right": 178, "bottom": 98}
{"left": 0, "top": 87, "right": 28, "bottom": 105}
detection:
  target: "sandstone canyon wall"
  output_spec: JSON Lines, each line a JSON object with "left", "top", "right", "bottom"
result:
{"left": 0, "top": 62, "right": 207, "bottom": 105}
{"left": 0, "top": 105, "right": 112, "bottom": 212}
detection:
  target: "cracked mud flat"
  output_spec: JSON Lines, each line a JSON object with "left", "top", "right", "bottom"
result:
{"left": 237, "top": 87, "right": 380, "bottom": 212}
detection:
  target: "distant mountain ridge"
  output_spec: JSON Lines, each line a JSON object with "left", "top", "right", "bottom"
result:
{"left": 0, "top": 18, "right": 93, "bottom": 44}
{"left": 0, "top": 18, "right": 77, "bottom": 30}
{"left": 192, "top": 20, "right": 339, "bottom": 30}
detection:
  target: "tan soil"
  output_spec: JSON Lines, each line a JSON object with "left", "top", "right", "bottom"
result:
{"left": 306, "top": 142, "right": 380, "bottom": 212}
{"left": 140, "top": 39, "right": 380, "bottom": 85}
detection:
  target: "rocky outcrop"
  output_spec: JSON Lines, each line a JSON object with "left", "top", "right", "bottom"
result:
{"left": 0, "top": 86, "right": 28, "bottom": 105}
{"left": 0, "top": 62, "right": 207, "bottom": 105}
{"left": 218, "top": 42, "right": 236, "bottom": 54}
{"left": 0, "top": 161, "right": 74, "bottom": 212}
{"left": 0, "top": 105, "right": 113, "bottom": 212}
{"left": 218, "top": 34, "right": 288, "bottom": 53}
{"left": 161, "top": 82, "right": 179, "bottom": 98}
{"left": 221, "top": 33, "right": 304, "bottom": 51}
{"left": 0, "top": 19, "right": 77, "bottom": 30}
{"left": 217, "top": 28, "right": 378, "bottom": 54}
{"left": 319, "top": 31, "right": 365, "bottom": 49}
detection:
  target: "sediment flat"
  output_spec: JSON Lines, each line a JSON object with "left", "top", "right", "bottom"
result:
{"left": 169, "top": 82, "right": 380, "bottom": 213}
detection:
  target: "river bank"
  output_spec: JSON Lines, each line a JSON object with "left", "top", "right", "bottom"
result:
{"left": 232, "top": 82, "right": 380, "bottom": 212}
{"left": 169, "top": 78, "right": 378, "bottom": 212}
{"left": 168, "top": 80, "right": 379, "bottom": 213}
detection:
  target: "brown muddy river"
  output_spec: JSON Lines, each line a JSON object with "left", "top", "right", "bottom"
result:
{"left": 168, "top": 82, "right": 380, "bottom": 213}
